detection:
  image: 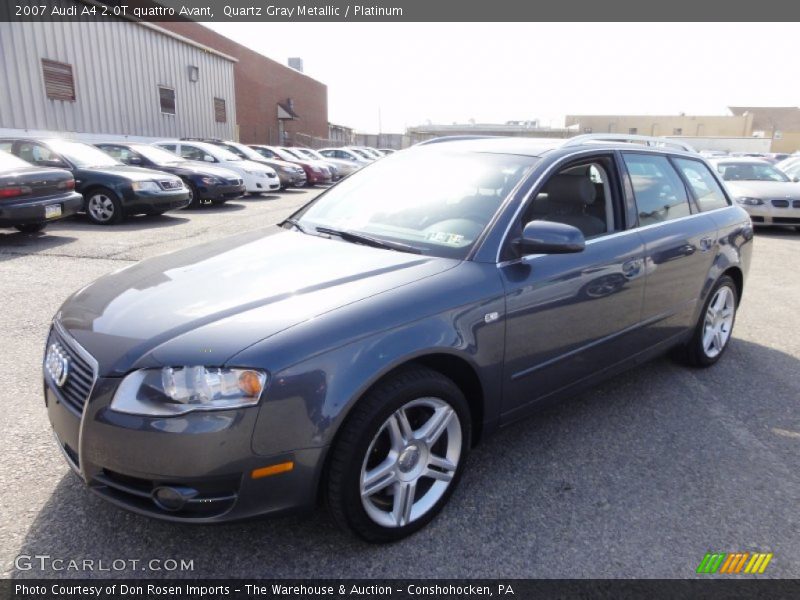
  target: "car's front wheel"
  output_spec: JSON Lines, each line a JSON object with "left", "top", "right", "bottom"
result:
{"left": 86, "top": 188, "right": 124, "bottom": 225}
{"left": 680, "top": 275, "right": 738, "bottom": 367}
{"left": 326, "top": 366, "right": 470, "bottom": 542}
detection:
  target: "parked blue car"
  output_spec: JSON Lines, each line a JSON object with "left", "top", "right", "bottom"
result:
{"left": 43, "top": 135, "right": 752, "bottom": 541}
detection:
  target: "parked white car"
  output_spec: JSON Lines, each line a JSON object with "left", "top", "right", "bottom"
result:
{"left": 318, "top": 147, "right": 373, "bottom": 167}
{"left": 292, "top": 147, "right": 362, "bottom": 177}
{"left": 710, "top": 157, "right": 800, "bottom": 229}
{"left": 153, "top": 141, "right": 280, "bottom": 195}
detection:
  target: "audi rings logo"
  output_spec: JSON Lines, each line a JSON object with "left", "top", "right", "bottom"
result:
{"left": 45, "top": 343, "right": 70, "bottom": 388}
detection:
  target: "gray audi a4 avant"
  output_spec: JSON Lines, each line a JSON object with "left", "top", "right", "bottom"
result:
{"left": 43, "top": 135, "right": 753, "bottom": 542}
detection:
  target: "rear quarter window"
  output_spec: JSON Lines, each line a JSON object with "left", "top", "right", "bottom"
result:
{"left": 673, "top": 158, "right": 730, "bottom": 212}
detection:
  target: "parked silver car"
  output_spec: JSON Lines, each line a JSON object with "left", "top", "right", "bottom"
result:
{"left": 710, "top": 157, "right": 800, "bottom": 229}
{"left": 292, "top": 147, "right": 362, "bottom": 177}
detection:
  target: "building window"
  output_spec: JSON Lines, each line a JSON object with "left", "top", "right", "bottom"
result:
{"left": 159, "top": 86, "right": 176, "bottom": 115}
{"left": 41, "top": 59, "right": 76, "bottom": 101}
{"left": 673, "top": 128, "right": 683, "bottom": 135}
{"left": 628, "top": 127, "right": 638, "bottom": 135}
{"left": 214, "top": 98, "right": 227, "bottom": 123}
{"left": 583, "top": 127, "right": 593, "bottom": 133}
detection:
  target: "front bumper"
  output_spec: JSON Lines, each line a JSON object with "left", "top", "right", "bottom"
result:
{"left": 306, "top": 172, "right": 333, "bottom": 185}
{"left": 0, "top": 191, "right": 83, "bottom": 227}
{"left": 277, "top": 171, "right": 308, "bottom": 188}
{"left": 243, "top": 174, "right": 281, "bottom": 194}
{"left": 200, "top": 182, "right": 246, "bottom": 201}
{"left": 44, "top": 328, "right": 323, "bottom": 522}
{"left": 740, "top": 201, "right": 800, "bottom": 226}
{"left": 121, "top": 188, "right": 191, "bottom": 215}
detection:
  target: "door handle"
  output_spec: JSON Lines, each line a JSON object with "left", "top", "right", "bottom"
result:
{"left": 699, "top": 237, "right": 714, "bottom": 252}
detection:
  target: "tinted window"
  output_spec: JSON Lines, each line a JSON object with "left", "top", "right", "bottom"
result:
{"left": 159, "top": 144, "right": 177, "bottom": 153}
{"left": 623, "top": 154, "right": 691, "bottom": 227}
{"left": 674, "top": 158, "right": 729, "bottom": 212}
{"left": 16, "top": 142, "right": 68, "bottom": 167}
{"left": 180, "top": 145, "right": 214, "bottom": 162}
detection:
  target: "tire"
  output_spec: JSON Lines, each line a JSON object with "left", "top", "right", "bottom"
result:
{"left": 326, "top": 366, "right": 471, "bottom": 543}
{"left": 679, "top": 275, "right": 738, "bottom": 367}
{"left": 85, "top": 188, "right": 124, "bottom": 225}
{"left": 14, "top": 223, "right": 47, "bottom": 233}
{"left": 185, "top": 182, "right": 201, "bottom": 209}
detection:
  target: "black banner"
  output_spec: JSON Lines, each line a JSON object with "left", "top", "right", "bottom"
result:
{"left": 4, "top": 580, "right": 800, "bottom": 600}
{"left": 3, "top": 0, "right": 800, "bottom": 22}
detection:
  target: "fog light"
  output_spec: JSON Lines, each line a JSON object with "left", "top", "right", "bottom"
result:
{"left": 151, "top": 485, "right": 198, "bottom": 511}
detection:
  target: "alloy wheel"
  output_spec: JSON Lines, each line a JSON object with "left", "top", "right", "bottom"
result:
{"left": 360, "top": 397, "right": 462, "bottom": 528}
{"left": 88, "top": 194, "right": 115, "bottom": 222}
{"left": 702, "top": 285, "right": 735, "bottom": 358}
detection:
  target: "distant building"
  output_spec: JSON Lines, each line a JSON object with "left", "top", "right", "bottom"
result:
{"left": 159, "top": 21, "right": 329, "bottom": 145}
{"left": 328, "top": 123, "right": 355, "bottom": 145}
{"left": 728, "top": 107, "right": 800, "bottom": 153}
{"left": 565, "top": 113, "right": 753, "bottom": 138}
{"left": 566, "top": 109, "right": 800, "bottom": 152}
{"left": 406, "top": 121, "right": 570, "bottom": 145}
{"left": 0, "top": 10, "right": 237, "bottom": 141}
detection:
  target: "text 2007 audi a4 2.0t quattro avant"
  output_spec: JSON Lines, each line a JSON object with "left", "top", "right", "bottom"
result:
{"left": 43, "top": 135, "right": 752, "bottom": 542}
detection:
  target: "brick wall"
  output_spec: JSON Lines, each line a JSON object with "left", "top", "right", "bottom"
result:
{"left": 157, "top": 22, "right": 328, "bottom": 144}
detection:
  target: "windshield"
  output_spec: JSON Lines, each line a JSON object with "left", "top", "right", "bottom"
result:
{"left": 0, "top": 150, "right": 33, "bottom": 170}
{"left": 273, "top": 147, "right": 299, "bottom": 161}
{"left": 349, "top": 148, "right": 372, "bottom": 159}
{"left": 48, "top": 140, "right": 120, "bottom": 167}
{"left": 205, "top": 145, "right": 242, "bottom": 161}
{"left": 226, "top": 143, "right": 264, "bottom": 161}
{"left": 295, "top": 148, "right": 316, "bottom": 159}
{"left": 280, "top": 148, "right": 305, "bottom": 159}
{"left": 293, "top": 149, "right": 535, "bottom": 259}
{"left": 716, "top": 162, "right": 789, "bottom": 182}
{"left": 131, "top": 144, "right": 185, "bottom": 166}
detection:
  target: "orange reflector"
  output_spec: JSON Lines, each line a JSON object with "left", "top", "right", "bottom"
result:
{"left": 251, "top": 461, "right": 294, "bottom": 479}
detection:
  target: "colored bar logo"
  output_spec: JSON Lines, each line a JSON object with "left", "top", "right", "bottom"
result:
{"left": 696, "top": 552, "right": 773, "bottom": 574}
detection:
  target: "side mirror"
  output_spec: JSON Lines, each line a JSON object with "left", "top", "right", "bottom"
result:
{"left": 203, "top": 155, "right": 215, "bottom": 163}
{"left": 127, "top": 156, "right": 143, "bottom": 165}
{"left": 792, "top": 176, "right": 800, "bottom": 183}
{"left": 38, "top": 159, "right": 68, "bottom": 169}
{"left": 514, "top": 220, "right": 586, "bottom": 255}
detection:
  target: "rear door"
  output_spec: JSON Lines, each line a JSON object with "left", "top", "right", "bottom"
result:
{"left": 620, "top": 152, "right": 718, "bottom": 344}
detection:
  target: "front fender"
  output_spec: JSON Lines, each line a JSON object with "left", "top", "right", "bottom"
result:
{"left": 242, "top": 266, "right": 506, "bottom": 457}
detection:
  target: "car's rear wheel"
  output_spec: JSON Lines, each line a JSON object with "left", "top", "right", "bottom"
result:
{"left": 326, "top": 366, "right": 470, "bottom": 542}
{"left": 680, "top": 275, "right": 738, "bottom": 367}
{"left": 14, "top": 223, "right": 47, "bottom": 233}
{"left": 86, "top": 188, "right": 123, "bottom": 225}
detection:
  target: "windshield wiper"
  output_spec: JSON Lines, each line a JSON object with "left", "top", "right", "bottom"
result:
{"left": 315, "top": 226, "right": 422, "bottom": 254}
{"left": 283, "top": 218, "right": 311, "bottom": 234}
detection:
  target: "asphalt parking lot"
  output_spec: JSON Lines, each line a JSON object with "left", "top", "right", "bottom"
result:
{"left": 1, "top": 191, "right": 798, "bottom": 579}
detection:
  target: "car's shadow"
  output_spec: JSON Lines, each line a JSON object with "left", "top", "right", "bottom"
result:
{"left": 0, "top": 231, "right": 77, "bottom": 262}
{"left": 12, "top": 339, "right": 800, "bottom": 578}
{"left": 185, "top": 202, "right": 247, "bottom": 214}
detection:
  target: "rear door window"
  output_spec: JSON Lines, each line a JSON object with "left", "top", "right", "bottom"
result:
{"left": 622, "top": 153, "right": 692, "bottom": 227}
{"left": 673, "top": 158, "right": 730, "bottom": 212}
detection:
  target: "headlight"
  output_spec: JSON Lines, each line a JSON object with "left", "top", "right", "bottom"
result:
{"left": 737, "top": 197, "right": 764, "bottom": 206}
{"left": 200, "top": 176, "right": 220, "bottom": 185}
{"left": 110, "top": 367, "right": 268, "bottom": 416}
{"left": 131, "top": 181, "right": 160, "bottom": 193}
{"left": 280, "top": 166, "right": 294, "bottom": 173}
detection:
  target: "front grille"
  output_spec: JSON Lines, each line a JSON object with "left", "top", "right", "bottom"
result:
{"left": 47, "top": 329, "right": 96, "bottom": 414}
{"left": 793, "top": 200, "right": 800, "bottom": 209}
{"left": 771, "top": 199, "right": 790, "bottom": 208}
{"left": 773, "top": 217, "right": 800, "bottom": 224}
{"left": 159, "top": 179, "right": 183, "bottom": 190}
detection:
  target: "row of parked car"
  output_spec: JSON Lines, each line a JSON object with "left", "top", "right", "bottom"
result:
{"left": 0, "top": 137, "right": 393, "bottom": 232}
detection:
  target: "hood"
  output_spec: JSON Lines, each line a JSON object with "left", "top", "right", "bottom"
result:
{"left": 724, "top": 180, "right": 800, "bottom": 200}
{"left": 58, "top": 228, "right": 458, "bottom": 375}
{"left": 239, "top": 160, "right": 276, "bottom": 175}
{"left": 78, "top": 165, "right": 178, "bottom": 182}
{"left": 172, "top": 162, "right": 241, "bottom": 180}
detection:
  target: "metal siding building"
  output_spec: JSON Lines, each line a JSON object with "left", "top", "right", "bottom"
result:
{"left": 0, "top": 14, "right": 237, "bottom": 140}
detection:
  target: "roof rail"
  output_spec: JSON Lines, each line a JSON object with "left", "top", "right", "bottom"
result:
{"left": 415, "top": 135, "right": 498, "bottom": 146}
{"left": 563, "top": 134, "right": 696, "bottom": 152}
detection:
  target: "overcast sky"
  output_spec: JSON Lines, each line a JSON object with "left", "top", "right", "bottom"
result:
{"left": 205, "top": 22, "right": 799, "bottom": 134}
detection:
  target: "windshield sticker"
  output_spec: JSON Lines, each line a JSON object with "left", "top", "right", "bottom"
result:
{"left": 426, "top": 232, "right": 466, "bottom": 246}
